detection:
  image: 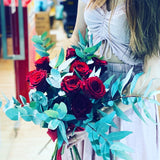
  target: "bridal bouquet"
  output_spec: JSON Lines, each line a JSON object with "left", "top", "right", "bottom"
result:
{"left": 1, "top": 31, "right": 159, "bottom": 160}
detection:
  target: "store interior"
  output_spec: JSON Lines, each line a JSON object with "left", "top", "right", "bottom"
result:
{"left": 0, "top": 0, "right": 77, "bottom": 159}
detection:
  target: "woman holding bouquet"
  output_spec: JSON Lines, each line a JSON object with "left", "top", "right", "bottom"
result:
{"left": 61, "top": 0, "right": 160, "bottom": 159}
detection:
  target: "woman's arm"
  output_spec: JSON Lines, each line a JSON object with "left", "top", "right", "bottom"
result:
{"left": 68, "top": 0, "right": 87, "bottom": 46}
{"left": 50, "top": 0, "right": 87, "bottom": 58}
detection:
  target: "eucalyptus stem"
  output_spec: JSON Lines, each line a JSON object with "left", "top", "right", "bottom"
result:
{"left": 70, "top": 148, "right": 74, "bottom": 160}
{"left": 51, "top": 141, "right": 58, "bottom": 160}
{"left": 72, "top": 145, "right": 81, "bottom": 160}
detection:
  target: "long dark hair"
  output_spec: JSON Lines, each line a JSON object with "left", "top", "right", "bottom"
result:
{"left": 126, "top": 0, "right": 160, "bottom": 58}
{"left": 88, "top": 0, "right": 160, "bottom": 59}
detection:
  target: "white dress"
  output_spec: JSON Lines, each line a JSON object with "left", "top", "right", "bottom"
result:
{"left": 62, "top": 0, "right": 160, "bottom": 159}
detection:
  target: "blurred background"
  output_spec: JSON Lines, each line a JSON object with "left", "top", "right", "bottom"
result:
{"left": 0, "top": 0, "right": 78, "bottom": 159}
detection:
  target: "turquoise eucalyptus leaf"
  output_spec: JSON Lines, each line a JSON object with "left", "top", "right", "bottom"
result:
{"left": 55, "top": 48, "right": 65, "bottom": 68}
{"left": 75, "top": 48, "right": 85, "bottom": 58}
{"left": 113, "top": 104, "right": 131, "bottom": 122}
{"left": 19, "top": 95, "right": 27, "bottom": 105}
{"left": 5, "top": 108, "right": 19, "bottom": 121}
{"left": 44, "top": 110, "right": 59, "bottom": 119}
{"left": 119, "top": 67, "right": 133, "bottom": 94}
{"left": 33, "top": 43, "right": 45, "bottom": 51}
{"left": 48, "top": 119, "right": 60, "bottom": 130}
{"left": 84, "top": 41, "right": 101, "bottom": 54}
{"left": 107, "top": 131, "right": 132, "bottom": 141}
{"left": 110, "top": 142, "right": 134, "bottom": 153}
{"left": 130, "top": 72, "right": 143, "bottom": 94}
{"left": 36, "top": 49, "right": 49, "bottom": 57}
{"left": 78, "top": 30, "right": 86, "bottom": 46}
{"left": 41, "top": 31, "right": 48, "bottom": 40}
{"left": 112, "top": 151, "right": 132, "bottom": 160}
{"left": 32, "top": 35, "right": 43, "bottom": 44}
{"left": 58, "top": 121, "right": 68, "bottom": 144}
{"left": 111, "top": 76, "right": 122, "bottom": 98}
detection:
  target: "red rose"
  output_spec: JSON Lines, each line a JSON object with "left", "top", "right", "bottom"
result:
{"left": 61, "top": 75, "right": 83, "bottom": 93}
{"left": 66, "top": 48, "right": 76, "bottom": 60}
{"left": 35, "top": 57, "right": 51, "bottom": 73}
{"left": 69, "top": 60, "right": 92, "bottom": 78}
{"left": 71, "top": 93, "right": 92, "bottom": 119}
{"left": 84, "top": 76, "right": 106, "bottom": 99}
{"left": 92, "top": 57, "right": 107, "bottom": 66}
{"left": 26, "top": 70, "right": 49, "bottom": 92}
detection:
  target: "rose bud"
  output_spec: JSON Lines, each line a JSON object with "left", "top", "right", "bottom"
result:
{"left": 92, "top": 57, "right": 107, "bottom": 66}
{"left": 84, "top": 76, "right": 106, "bottom": 99}
{"left": 35, "top": 57, "right": 51, "bottom": 73}
{"left": 66, "top": 48, "right": 76, "bottom": 60}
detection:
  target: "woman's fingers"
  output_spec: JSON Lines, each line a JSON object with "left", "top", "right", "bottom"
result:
{"left": 67, "top": 131, "right": 88, "bottom": 148}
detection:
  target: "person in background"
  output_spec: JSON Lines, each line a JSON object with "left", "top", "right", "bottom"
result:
{"left": 60, "top": 0, "right": 160, "bottom": 159}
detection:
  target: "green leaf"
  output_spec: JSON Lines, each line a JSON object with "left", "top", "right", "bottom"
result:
{"left": 112, "top": 151, "right": 132, "bottom": 160}
{"left": 89, "top": 34, "right": 93, "bottom": 47}
{"left": 131, "top": 102, "right": 145, "bottom": 122}
{"left": 74, "top": 68, "right": 82, "bottom": 80}
{"left": 45, "top": 42, "right": 55, "bottom": 51}
{"left": 36, "top": 112, "right": 49, "bottom": 121}
{"left": 58, "top": 121, "right": 68, "bottom": 143}
{"left": 78, "top": 41, "right": 86, "bottom": 50}
{"left": 43, "top": 37, "right": 51, "bottom": 46}
{"left": 104, "top": 75, "right": 115, "bottom": 89}
{"left": 58, "top": 57, "right": 76, "bottom": 72}
{"left": 71, "top": 45, "right": 81, "bottom": 50}
{"left": 107, "top": 131, "right": 132, "bottom": 141}
{"left": 29, "top": 101, "right": 37, "bottom": 109}
{"left": 130, "top": 72, "right": 143, "bottom": 94}
{"left": 55, "top": 48, "right": 65, "bottom": 68}
{"left": 5, "top": 108, "right": 19, "bottom": 121}
{"left": 46, "top": 76, "right": 61, "bottom": 88}
{"left": 84, "top": 41, "right": 101, "bottom": 54}
{"left": 32, "top": 35, "right": 43, "bottom": 44}
{"left": 36, "top": 49, "right": 49, "bottom": 57}
{"left": 19, "top": 95, "right": 27, "bottom": 105}
{"left": 110, "top": 142, "right": 134, "bottom": 153}
{"left": 78, "top": 30, "right": 85, "bottom": 46}
{"left": 44, "top": 110, "right": 59, "bottom": 118}
{"left": 144, "top": 108, "right": 156, "bottom": 123}
{"left": 95, "top": 67, "right": 101, "bottom": 77}
{"left": 34, "top": 43, "right": 45, "bottom": 51}
{"left": 75, "top": 49, "right": 85, "bottom": 58}
{"left": 119, "top": 67, "right": 133, "bottom": 94}
{"left": 18, "top": 107, "right": 33, "bottom": 122}
{"left": 144, "top": 79, "right": 155, "bottom": 97}
{"left": 41, "top": 31, "right": 48, "bottom": 40}
{"left": 111, "top": 76, "right": 121, "bottom": 98}
{"left": 63, "top": 114, "right": 76, "bottom": 121}
{"left": 12, "top": 97, "right": 21, "bottom": 106}
{"left": 113, "top": 104, "right": 131, "bottom": 122}
{"left": 3, "top": 94, "right": 10, "bottom": 111}
{"left": 56, "top": 102, "right": 67, "bottom": 119}
{"left": 48, "top": 119, "right": 60, "bottom": 130}
{"left": 57, "top": 128, "right": 64, "bottom": 149}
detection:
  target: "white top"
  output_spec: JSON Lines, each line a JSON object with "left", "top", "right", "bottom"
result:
{"left": 81, "top": 0, "right": 143, "bottom": 65}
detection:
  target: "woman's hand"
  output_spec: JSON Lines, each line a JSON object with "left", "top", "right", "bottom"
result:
{"left": 66, "top": 130, "right": 88, "bottom": 148}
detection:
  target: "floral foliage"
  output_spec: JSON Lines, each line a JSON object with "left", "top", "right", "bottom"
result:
{"left": 2, "top": 31, "right": 160, "bottom": 160}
